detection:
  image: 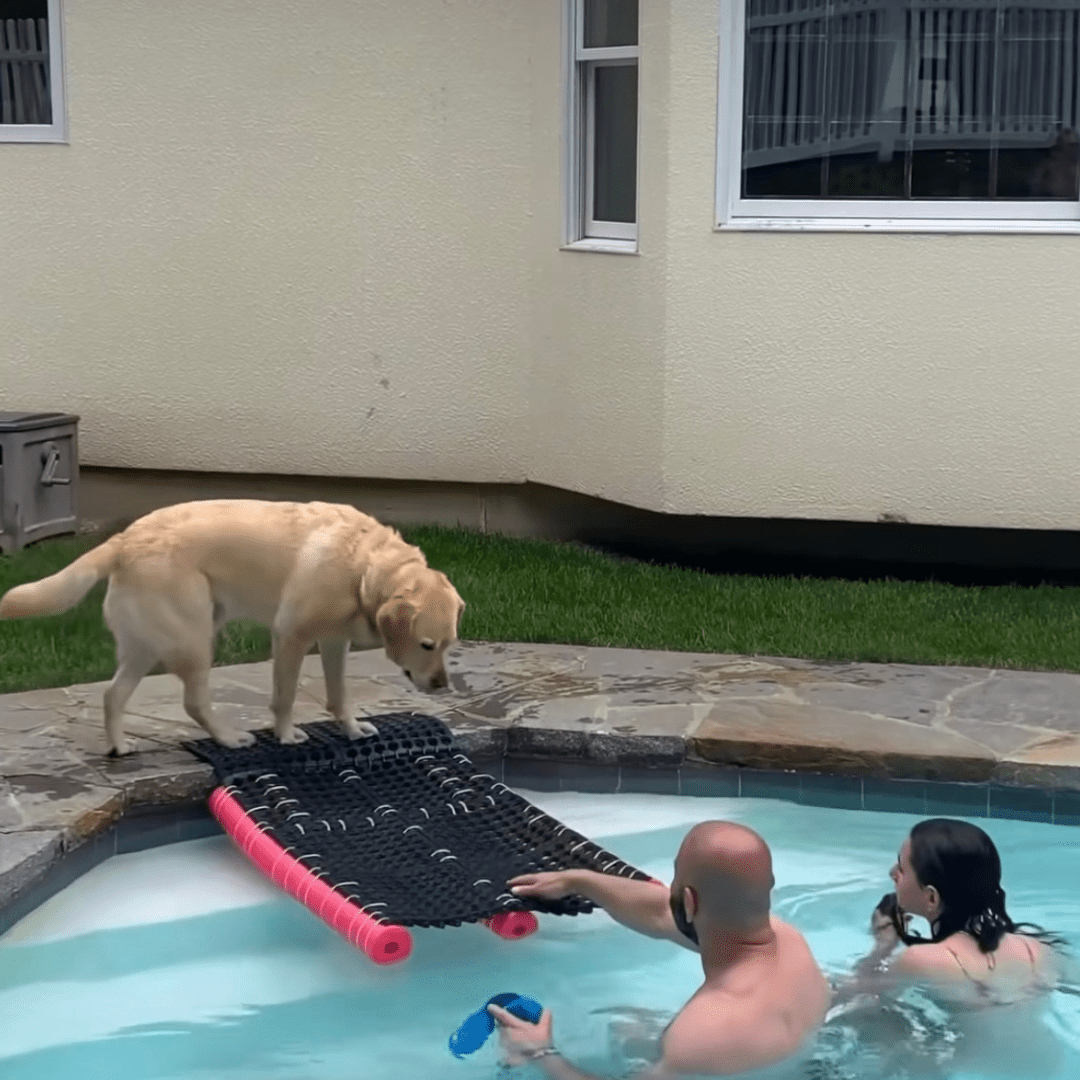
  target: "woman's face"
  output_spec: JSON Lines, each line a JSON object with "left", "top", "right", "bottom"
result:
{"left": 890, "top": 837, "right": 937, "bottom": 920}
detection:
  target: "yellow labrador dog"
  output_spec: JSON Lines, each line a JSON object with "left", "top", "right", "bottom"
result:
{"left": 0, "top": 500, "right": 464, "bottom": 756}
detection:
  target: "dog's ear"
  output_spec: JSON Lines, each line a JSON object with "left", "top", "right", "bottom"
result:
{"left": 377, "top": 598, "right": 416, "bottom": 655}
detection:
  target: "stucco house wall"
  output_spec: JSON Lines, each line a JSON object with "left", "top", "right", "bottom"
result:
{"left": 3, "top": 0, "right": 1078, "bottom": 531}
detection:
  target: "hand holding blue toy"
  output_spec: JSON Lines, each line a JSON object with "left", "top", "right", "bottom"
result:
{"left": 449, "top": 992, "right": 543, "bottom": 1058}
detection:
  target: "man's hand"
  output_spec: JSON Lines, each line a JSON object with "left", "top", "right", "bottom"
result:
{"left": 488, "top": 1003, "right": 556, "bottom": 1066}
{"left": 508, "top": 871, "right": 581, "bottom": 901}
{"left": 512, "top": 870, "right": 682, "bottom": 949}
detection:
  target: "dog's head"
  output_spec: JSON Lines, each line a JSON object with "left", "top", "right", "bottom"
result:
{"left": 375, "top": 569, "right": 464, "bottom": 692}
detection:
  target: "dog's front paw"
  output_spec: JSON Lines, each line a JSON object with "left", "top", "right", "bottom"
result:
{"left": 107, "top": 741, "right": 133, "bottom": 758}
{"left": 342, "top": 718, "right": 379, "bottom": 740}
{"left": 277, "top": 726, "right": 309, "bottom": 745}
{"left": 218, "top": 729, "right": 257, "bottom": 750}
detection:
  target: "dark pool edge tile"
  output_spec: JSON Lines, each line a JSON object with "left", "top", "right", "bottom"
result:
{"left": 503, "top": 757, "right": 563, "bottom": 792}
{"left": 115, "top": 815, "right": 181, "bottom": 855}
{"left": 924, "top": 781, "right": 991, "bottom": 818}
{"left": 797, "top": 773, "right": 863, "bottom": 811}
{"left": 863, "top": 778, "right": 927, "bottom": 816}
{"left": 1053, "top": 788, "right": 1080, "bottom": 827}
{"left": 678, "top": 763, "right": 740, "bottom": 798}
{"left": 989, "top": 785, "right": 1054, "bottom": 823}
{"left": 558, "top": 761, "right": 619, "bottom": 794}
{"left": 618, "top": 765, "right": 680, "bottom": 796}
{"left": 740, "top": 769, "right": 801, "bottom": 804}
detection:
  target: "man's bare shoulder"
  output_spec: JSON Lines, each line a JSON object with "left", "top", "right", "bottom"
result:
{"left": 774, "top": 917, "right": 832, "bottom": 1012}
{"left": 772, "top": 918, "right": 831, "bottom": 985}
{"left": 770, "top": 915, "right": 812, "bottom": 949}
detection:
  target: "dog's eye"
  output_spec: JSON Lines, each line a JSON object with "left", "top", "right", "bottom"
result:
{"left": 421, "top": 641, "right": 435, "bottom": 651}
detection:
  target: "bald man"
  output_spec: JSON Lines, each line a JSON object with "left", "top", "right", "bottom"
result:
{"left": 488, "top": 821, "right": 831, "bottom": 1078}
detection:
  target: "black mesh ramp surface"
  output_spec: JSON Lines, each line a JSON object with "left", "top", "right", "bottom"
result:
{"left": 186, "top": 713, "right": 653, "bottom": 929}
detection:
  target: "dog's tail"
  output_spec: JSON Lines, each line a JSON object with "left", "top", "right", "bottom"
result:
{"left": 0, "top": 534, "right": 123, "bottom": 619}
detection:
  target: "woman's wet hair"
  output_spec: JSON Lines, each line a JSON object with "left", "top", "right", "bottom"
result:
{"left": 895, "top": 818, "right": 1066, "bottom": 953}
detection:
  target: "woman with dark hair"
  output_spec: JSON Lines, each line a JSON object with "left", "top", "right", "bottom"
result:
{"left": 829, "top": 819, "right": 1075, "bottom": 1077}
{"left": 849, "top": 817, "right": 1067, "bottom": 1006}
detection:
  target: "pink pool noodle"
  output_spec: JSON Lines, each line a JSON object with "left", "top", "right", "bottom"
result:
{"left": 209, "top": 786, "right": 413, "bottom": 965}
{"left": 486, "top": 910, "right": 539, "bottom": 938}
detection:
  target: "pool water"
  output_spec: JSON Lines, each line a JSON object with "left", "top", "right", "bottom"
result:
{"left": 1, "top": 791, "right": 1078, "bottom": 1080}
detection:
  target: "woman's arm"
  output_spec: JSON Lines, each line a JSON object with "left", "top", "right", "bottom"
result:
{"left": 832, "top": 946, "right": 937, "bottom": 1012}
{"left": 831, "top": 894, "right": 916, "bottom": 1006}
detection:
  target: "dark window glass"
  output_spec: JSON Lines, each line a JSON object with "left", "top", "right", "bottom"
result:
{"left": 741, "top": 0, "right": 1080, "bottom": 201}
{"left": 594, "top": 63, "right": 638, "bottom": 222}
{"left": 584, "top": 0, "right": 639, "bottom": 48}
{"left": 0, "top": 0, "right": 51, "bottom": 125}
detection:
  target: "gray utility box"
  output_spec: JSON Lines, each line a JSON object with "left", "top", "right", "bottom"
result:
{"left": 0, "top": 411, "right": 80, "bottom": 554}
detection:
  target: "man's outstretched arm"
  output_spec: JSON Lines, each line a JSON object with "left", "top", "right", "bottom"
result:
{"left": 507, "top": 869, "right": 694, "bottom": 949}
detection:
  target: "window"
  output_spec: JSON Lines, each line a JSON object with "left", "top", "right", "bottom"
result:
{"left": 716, "top": 0, "right": 1080, "bottom": 229}
{"left": 0, "top": 0, "right": 66, "bottom": 143}
{"left": 564, "top": 0, "right": 640, "bottom": 248}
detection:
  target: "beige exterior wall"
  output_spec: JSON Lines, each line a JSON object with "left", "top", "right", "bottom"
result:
{"left": 657, "top": 1, "right": 1080, "bottom": 530}
{"left": 3, "top": 0, "right": 1079, "bottom": 530}
{"left": 1, "top": 0, "right": 533, "bottom": 484}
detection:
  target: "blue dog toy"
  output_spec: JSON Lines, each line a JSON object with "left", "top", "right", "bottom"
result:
{"left": 449, "top": 992, "right": 543, "bottom": 1058}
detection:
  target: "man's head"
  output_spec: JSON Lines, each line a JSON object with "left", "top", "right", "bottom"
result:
{"left": 669, "top": 822, "right": 775, "bottom": 945}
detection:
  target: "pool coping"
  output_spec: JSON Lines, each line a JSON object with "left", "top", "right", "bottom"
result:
{"left": 4, "top": 641, "right": 1080, "bottom": 935}
{"left": 4, "top": 748, "right": 1080, "bottom": 939}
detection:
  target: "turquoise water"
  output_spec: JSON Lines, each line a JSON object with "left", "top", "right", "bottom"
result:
{"left": 1, "top": 791, "right": 1078, "bottom": 1080}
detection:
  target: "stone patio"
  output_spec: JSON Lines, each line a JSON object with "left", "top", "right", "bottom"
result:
{"left": 3, "top": 641, "right": 1080, "bottom": 918}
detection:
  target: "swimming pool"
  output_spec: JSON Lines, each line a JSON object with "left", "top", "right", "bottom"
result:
{"left": 1, "top": 791, "right": 1078, "bottom": 1080}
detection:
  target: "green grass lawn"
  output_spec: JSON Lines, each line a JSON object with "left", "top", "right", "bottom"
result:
{"left": 2, "top": 526, "right": 1080, "bottom": 695}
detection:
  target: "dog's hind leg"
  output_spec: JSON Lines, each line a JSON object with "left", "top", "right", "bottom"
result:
{"left": 103, "top": 638, "right": 159, "bottom": 757}
{"left": 176, "top": 663, "right": 255, "bottom": 749}
{"left": 318, "top": 636, "right": 377, "bottom": 740}
{"left": 153, "top": 573, "right": 255, "bottom": 750}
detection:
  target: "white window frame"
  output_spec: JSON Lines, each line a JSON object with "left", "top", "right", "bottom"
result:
{"left": 562, "top": 0, "right": 640, "bottom": 252}
{"left": 0, "top": 0, "right": 68, "bottom": 144}
{"left": 714, "top": 0, "right": 1080, "bottom": 233}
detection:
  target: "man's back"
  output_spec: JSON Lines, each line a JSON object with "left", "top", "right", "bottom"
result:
{"left": 661, "top": 917, "right": 831, "bottom": 1077}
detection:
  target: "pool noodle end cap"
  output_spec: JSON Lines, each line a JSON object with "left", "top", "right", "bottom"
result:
{"left": 486, "top": 910, "right": 540, "bottom": 939}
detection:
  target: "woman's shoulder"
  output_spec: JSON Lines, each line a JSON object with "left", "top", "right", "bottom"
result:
{"left": 998, "top": 931, "right": 1054, "bottom": 966}
{"left": 895, "top": 930, "right": 1057, "bottom": 985}
{"left": 889, "top": 939, "right": 960, "bottom": 980}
